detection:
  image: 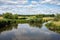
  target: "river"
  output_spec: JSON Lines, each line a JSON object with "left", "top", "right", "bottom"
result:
{"left": 0, "top": 22, "right": 60, "bottom": 40}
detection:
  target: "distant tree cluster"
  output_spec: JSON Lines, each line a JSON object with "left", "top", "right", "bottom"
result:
{"left": 37, "top": 14, "right": 55, "bottom": 17}
{"left": 3, "top": 12, "right": 18, "bottom": 19}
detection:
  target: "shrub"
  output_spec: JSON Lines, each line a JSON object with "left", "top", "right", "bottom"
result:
{"left": 3, "top": 12, "right": 18, "bottom": 19}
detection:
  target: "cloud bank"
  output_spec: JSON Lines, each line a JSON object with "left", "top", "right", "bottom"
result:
{"left": 0, "top": 0, "right": 60, "bottom": 15}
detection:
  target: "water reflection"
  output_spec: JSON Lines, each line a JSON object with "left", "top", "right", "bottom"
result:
{"left": 0, "top": 23, "right": 60, "bottom": 40}
{"left": 49, "top": 28, "right": 60, "bottom": 33}
{"left": 29, "top": 22, "right": 42, "bottom": 28}
{"left": 0, "top": 23, "right": 18, "bottom": 33}
{"left": 45, "top": 21, "right": 60, "bottom": 33}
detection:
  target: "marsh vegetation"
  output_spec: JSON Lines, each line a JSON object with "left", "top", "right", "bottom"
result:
{"left": 0, "top": 12, "right": 60, "bottom": 40}
{"left": 0, "top": 12, "right": 60, "bottom": 34}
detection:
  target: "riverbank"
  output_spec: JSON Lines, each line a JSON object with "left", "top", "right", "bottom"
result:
{"left": 0, "top": 13, "right": 55, "bottom": 29}
{"left": 0, "top": 15, "right": 55, "bottom": 27}
{"left": 0, "top": 17, "right": 54, "bottom": 24}
{"left": 46, "top": 21, "right": 60, "bottom": 33}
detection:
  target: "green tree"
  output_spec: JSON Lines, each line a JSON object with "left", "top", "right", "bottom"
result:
{"left": 3, "top": 12, "right": 13, "bottom": 19}
{"left": 13, "top": 14, "right": 18, "bottom": 19}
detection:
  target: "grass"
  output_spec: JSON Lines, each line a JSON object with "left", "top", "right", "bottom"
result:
{"left": 18, "top": 16, "right": 36, "bottom": 20}
{"left": 43, "top": 17, "right": 54, "bottom": 20}
{"left": 46, "top": 21, "right": 60, "bottom": 28}
{"left": 42, "top": 17, "right": 54, "bottom": 22}
{"left": 52, "top": 21, "right": 60, "bottom": 26}
{"left": 1, "top": 16, "right": 60, "bottom": 33}
{"left": 0, "top": 16, "right": 3, "bottom": 19}
{"left": 46, "top": 20, "right": 60, "bottom": 33}
{"left": 0, "top": 16, "right": 55, "bottom": 24}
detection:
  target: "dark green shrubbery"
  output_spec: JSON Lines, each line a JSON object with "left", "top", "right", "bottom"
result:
{"left": 45, "top": 22, "right": 53, "bottom": 27}
{"left": 3, "top": 12, "right": 18, "bottom": 19}
{"left": 29, "top": 18, "right": 43, "bottom": 23}
{"left": 0, "top": 19, "right": 10, "bottom": 27}
{"left": 0, "top": 19, "right": 17, "bottom": 27}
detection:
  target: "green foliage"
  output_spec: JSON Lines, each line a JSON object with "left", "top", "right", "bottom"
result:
{"left": 29, "top": 18, "right": 43, "bottom": 23}
{"left": 3, "top": 12, "right": 13, "bottom": 19}
{"left": 36, "top": 14, "right": 55, "bottom": 17}
{"left": 13, "top": 14, "right": 18, "bottom": 19}
{"left": 46, "top": 22, "right": 60, "bottom": 33}
{"left": 54, "top": 14, "right": 60, "bottom": 21}
{"left": 54, "top": 17, "right": 59, "bottom": 21}
{"left": 3, "top": 12, "right": 18, "bottom": 19}
{"left": 36, "top": 15, "right": 43, "bottom": 18}
{"left": 16, "top": 19, "right": 28, "bottom": 23}
{"left": 56, "top": 14, "right": 60, "bottom": 18}
{"left": 46, "top": 22, "right": 53, "bottom": 27}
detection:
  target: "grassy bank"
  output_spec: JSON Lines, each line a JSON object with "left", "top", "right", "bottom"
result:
{"left": 0, "top": 12, "right": 55, "bottom": 28}
{"left": 0, "top": 16, "right": 54, "bottom": 25}
{"left": 46, "top": 21, "right": 60, "bottom": 33}
{"left": 0, "top": 19, "right": 16, "bottom": 27}
{"left": 42, "top": 17, "right": 54, "bottom": 22}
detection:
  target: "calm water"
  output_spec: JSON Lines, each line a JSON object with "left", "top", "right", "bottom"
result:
{"left": 0, "top": 23, "right": 60, "bottom": 40}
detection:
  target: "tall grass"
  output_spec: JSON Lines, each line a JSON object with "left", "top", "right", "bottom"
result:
{"left": 46, "top": 21, "right": 60, "bottom": 33}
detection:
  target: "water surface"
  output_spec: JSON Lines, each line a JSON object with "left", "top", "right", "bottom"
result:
{"left": 0, "top": 23, "right": 60, "bottom": 40}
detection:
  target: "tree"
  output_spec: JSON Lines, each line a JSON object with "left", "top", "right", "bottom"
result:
{"left": 3, "top": 12, "right": 13, "bottom": 19}
{"left": 13, "top": 14, "right": 18, "bottom": 19}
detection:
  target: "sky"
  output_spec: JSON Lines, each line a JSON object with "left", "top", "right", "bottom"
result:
{"left": 0, "top": 0, "right": 60, "bottom": 15}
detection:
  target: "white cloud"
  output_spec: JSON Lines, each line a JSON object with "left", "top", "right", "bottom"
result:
{"left": 40, "top": 0, "right": 60, "bottom": 5}
{"left": 0, "top": 0, "right": 60, "bottom": 5}
{"left": 0, "top": 4, "right": 60, "bottom": 15}
{"left": 31, "top": 1, "right": 38, "bottom": 5}
{"left": 57, "top": 3, "right": 60, "bottom": 5}
{"left": 0, "top": 0, "right": 28, "bottom": 5}
{"left": 41, "top": 0, "right": 52, "bottom": 3}
{"left": 0, "top": 0, "right": 60, "bottom": 15}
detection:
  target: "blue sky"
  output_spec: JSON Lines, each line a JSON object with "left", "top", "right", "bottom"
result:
{"left": 0, "top": 0, "right": 60, "bottom": 15}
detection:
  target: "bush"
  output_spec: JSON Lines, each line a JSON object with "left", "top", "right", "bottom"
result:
{"left": 29, "top": 18, "right": 43, "bottom": 23}
{"left": 3, "top": 12, "right": 13, "bottom": 19}
{"left": 13, "top": 14, "right": 18, "bottom": 19}
{"left": 3, "top": 12, "right": 18, "bottom": 19}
